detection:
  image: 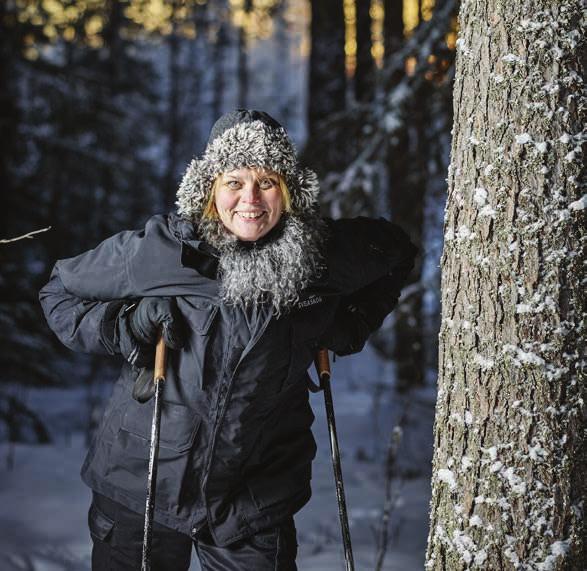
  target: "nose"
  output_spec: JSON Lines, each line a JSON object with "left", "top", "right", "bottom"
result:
{"left": 241, "top": 181, "right": 261, "bottom": 204}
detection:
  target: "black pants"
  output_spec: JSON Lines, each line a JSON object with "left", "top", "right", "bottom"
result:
{"left": 89, "top": 493, "right": 298, "bottom": 571}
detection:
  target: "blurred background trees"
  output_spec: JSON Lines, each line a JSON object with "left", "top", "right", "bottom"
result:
{"left": 1, "top": 0, "right": 457, "bottom": 455}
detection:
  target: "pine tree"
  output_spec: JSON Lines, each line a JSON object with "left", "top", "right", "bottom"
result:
{"left": 426, "top": 1, "right": 586, "bottom": 568}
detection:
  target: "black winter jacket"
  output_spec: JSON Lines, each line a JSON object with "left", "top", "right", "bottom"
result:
{"left": 39, "top": 213, "right": 417, "bottom": 546}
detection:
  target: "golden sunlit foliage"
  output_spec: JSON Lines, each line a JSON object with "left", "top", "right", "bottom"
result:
{"left": 344, "top": 0, "right": 439, "bottom": 76}
{"left": 343, "top": 0, "right": 356, "bottom": 77}
{"left": 421, "top": 0, "right": 435, "bottom": 22}
{"left": 403, "top": 0, "right": 435, "bottom": 35}
{"left": 229, "top": 0, "right": 281, "bottom": 41}
{"left": 12, "top": 0, "right": 282, "bottom": 61}
{"left": 12, "top": 0, "right": 451, "bottom": 72}
{"left": 370, "top": 0, "right": 384, "bottom": 68}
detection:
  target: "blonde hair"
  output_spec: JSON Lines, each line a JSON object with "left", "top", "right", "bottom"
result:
{"left": 202, "top": 171, "right": 292, "bottom": 220}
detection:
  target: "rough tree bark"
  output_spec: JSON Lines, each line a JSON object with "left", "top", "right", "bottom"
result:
{"left": 426, "top": 1, "right": 586, "bottom": 569}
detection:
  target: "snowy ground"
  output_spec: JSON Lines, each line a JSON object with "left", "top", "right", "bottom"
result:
{"left": 0, "top": 346, "right": 435, "bottom": 570}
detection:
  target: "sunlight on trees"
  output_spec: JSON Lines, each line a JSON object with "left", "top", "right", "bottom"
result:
{"left": 13, "top": 0, "right": 282, "bottom": 57}
{"left": 343, "top": 0, "right": 356, "bottom": 76}
{"left": 12, "top": 0, "right": 448, "bottom": 75}
{"left": 370, "top": 0, "right": 384, "bottom": 68}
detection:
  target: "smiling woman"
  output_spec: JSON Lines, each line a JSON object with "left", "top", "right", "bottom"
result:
{"left": 39, "top": 109, "right": 418, "bottom": 571}
{"left": 202, "top": 167, "right": 291, "bottom": 242}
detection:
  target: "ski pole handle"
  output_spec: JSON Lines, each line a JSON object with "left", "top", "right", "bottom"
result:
{"left": 154, "top": 334, "right": 167, "bottom": 383}
{"left": 314, "top": 348, "right": 331, "bottom": 385}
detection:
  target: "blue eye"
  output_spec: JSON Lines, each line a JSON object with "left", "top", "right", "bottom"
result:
{"left": 259, "top": 178, "right": 277, "bottom": 189}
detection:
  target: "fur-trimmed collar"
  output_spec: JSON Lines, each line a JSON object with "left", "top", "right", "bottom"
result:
{"left": 197, "top": 212, "right": 327, "bottom": 315}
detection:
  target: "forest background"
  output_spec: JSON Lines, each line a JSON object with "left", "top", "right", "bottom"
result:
{"left": 0, "top": 0, "right": 459, "bottom": 569}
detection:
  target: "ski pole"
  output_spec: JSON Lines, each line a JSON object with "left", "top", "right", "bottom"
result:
{"left": 314, "top": 349, "right": 355, "bottom": 571}
{"left": 141, "top": 334, "right": 167, "bottom": 571}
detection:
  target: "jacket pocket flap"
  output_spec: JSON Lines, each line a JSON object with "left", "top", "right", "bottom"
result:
{"left": 183, "top": 299, "right": 218, "bottom": 335}
{"left": 88, "top": 503, "right": 114, "bottom": 541}
{"left": 121, "top": 400, "right": 202, "bottom": 452}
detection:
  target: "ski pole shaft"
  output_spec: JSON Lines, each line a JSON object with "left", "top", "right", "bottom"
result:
{"left": 314, "top": 349, "right": 355, "bottom": 571}
{"left": 142, "top": 335, "right": 167, "bottom": 571}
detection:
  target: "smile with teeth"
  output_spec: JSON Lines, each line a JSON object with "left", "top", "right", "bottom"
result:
{"left": 235, "top": 211, "right": 265, "bottom": 220}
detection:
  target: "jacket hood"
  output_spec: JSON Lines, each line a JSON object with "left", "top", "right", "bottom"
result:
{"left": 176, "top": 109, "right": 320, "bottom": 220}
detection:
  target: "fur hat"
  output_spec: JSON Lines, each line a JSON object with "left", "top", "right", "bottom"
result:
{"left": 176, "top": 109, "right": 320, "bottom": 220}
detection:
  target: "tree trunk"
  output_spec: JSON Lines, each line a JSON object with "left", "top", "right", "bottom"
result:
{"left": 165, "top": 5, "right": 181, "bottom": 210}
{"left": 212, "top": 2, "right": 229, "bottom": 120}
{"left": 0, "top": 1, "right": 24, "bottom": 235}
{"left": 308, "top": 0, "right": 346, "bottom": 135}
{"left": 273, "top": 0, "right": 291, "bottom": 121}
{"left": 383, "top": 0, "right": 403, "bottom": 63}
{"left": 426, "top": 1, "right": 586, "bottom": 569}
{"left": 355, "top": 0, "right": 374, "bottom": 102}
{"left": 237, "top": 0, "right": 252, "bottom": 109}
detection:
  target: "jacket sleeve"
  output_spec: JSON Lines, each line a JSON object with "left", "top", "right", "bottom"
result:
{"left": 39, "top": 265, "right": 129, "bottom": 355}
{"left": 38, "top": 228, "right": 141, "bottom": 355}
{"left": 319, "top": 218, "right": 418, "bottom": 356}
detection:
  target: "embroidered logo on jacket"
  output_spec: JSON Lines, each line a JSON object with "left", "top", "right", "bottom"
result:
{"left": 297, "top": 294, "right": 323, "bottom": 309}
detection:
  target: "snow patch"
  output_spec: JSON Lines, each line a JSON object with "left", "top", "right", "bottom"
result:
{"left": 536, "top": 539, "right": 571, "bottom": 571}
{"left": 469, "top": 515, "right": 483, "bottom": 527}
{"left": 474, "top": 549, "right": 488, "bottom": 565}
{"left": 451, "top": 530, "right": 476, "bottom": 565}
{"left": 502, "top": 466, "right": 527, "bottom": 494}
{"left": 503, "top": 344, "right": 547, "bottom": 367}
{"left": 502, "top": 53, "right": 524, "bottom": 64}
{"left": 437, "top": 469, "right": 457, "bottom": 490}
{"left": 515, "top": 133, "right": 533, "bottom": 144}
{"left": 568, "top": 194, "right": 586, "bottom": 211}
{"left": 479, "top": 205, "right": 496, "bottom": 218}
{"left": 455, "top": 38, "right": 470, "bottom": 56}
{"left": 461, "top": 456, "right": 473, "bottom": 471}
{"left": 473, "top": 187, "right": 488, "bottom": 205}
{"left": 456, "top": 225, "right": 475, "bottom": 241}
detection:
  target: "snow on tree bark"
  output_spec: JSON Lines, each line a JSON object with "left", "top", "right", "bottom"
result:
{"left": 426, "top": 1, "right": 586, "bottom": 570}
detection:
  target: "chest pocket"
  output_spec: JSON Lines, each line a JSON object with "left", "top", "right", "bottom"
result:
{"left": 184, "top": 299, "right": 218, "bottom": 334}
{"left": 176, "top": 298, "right": 218, "bottom": 391}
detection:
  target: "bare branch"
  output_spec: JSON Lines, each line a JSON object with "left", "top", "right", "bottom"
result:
{"left": 0, "top": 227, "right": 51, "bottom": 244}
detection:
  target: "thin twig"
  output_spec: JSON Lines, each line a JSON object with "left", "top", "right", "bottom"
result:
{"left": 0, "top": 227, "right": 51, "bottom": 244}
{"left": 374, "top": 404, "right": 410, "bottom": 571}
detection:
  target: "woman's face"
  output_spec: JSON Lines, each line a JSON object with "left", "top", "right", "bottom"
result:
{"left": 214, "top": 167, "right": 284, "bottom": 241}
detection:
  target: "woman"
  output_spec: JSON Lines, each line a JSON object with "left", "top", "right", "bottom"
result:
{"left": 40, "top": 109, "right": 418, "bottom": 570}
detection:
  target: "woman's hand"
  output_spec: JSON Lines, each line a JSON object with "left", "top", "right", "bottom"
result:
{"left": 129, "top": 297, "right": 186, "bottom": 350}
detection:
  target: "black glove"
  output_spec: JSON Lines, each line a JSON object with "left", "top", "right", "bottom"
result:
{"left": 318, "top": 303, "right": 372, "bottom": 356}
{"left": 101, "top": 298, "right": 186, "bottom": 403}
{"left": 129, "top": 297, "right": 185, "bottom": 350}
{"left": 128, "top": 298, "right": 185, "bottom": 403}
